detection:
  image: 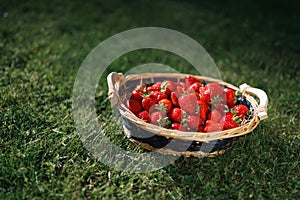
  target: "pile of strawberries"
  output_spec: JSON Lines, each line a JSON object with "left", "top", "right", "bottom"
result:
{"left": 126, "top": 75, "right": 250, "bottom": 132}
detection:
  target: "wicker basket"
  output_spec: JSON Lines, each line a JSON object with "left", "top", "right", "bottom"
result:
{"left": 107, "top": 72, "right": 268, "bottom": 157}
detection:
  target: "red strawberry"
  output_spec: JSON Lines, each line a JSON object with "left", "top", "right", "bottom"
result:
{"left": 148, "top": 104, "right": 157, "bottom": 114}
{"left": 137, "top": 84, "right": 146, "bottom": 91}
{"left": 142, "top": 96, "right": 157, "bottom": 111}
{"left": 178, "top": 94, "right": 197, "bottom": 114}
{"left": 200, "top": 83, "right": 224, "bottom": 104}
{"left": 197, "top": 125, "right": 204, "bottom": 132}
{"left": 170, "top": 92, "right": 179, "bottom": 107}
{"left": 232, "top": 105, "right": 249, "bottom": 119}
{"left": 204, "top": 120, "right": 222, "bottom": 132}
{"left": 150, "top": 111, "right": 165, "bottom": 125}
{"left": 160, "top": 81, "right": 173, "bottom": 95}
{"left": 195, "top": 92, "right": 200, "bottom": 100}
{"left": 179, "top": 82, "right": 188, "bottom": 89}
{"left": 137, "top": 111, "right": 151, "bottom": 123}
{"left": 188, "top": 82, "right": 202, "bottom": 93}
{"left": 131, "top": 89, "right": 143, "bottom": 102}
{"left": 151, "top": 91, "right": 168, "bottom": 102}
{"left": 158, "top": 99, "right": 172, "bottom": 113}
{"left": 210, "top": 94, "right": 227, "bottom": 111}
{"left": 185, "top": 115, "right": 200, "bottom": 130}
{"left": 219, "top": 113, "right": 239, "bottom": 130}
{"left": 171, "top": 123, "right": 188, "bottom": 131}
{"left": 150, "top": 111, "right": 170, "bottom": 127}
{"left": 211, "top": 102, "right": 227, "bottom": 114}
{"left": 153, "top": 82, "right": 162, "bottom": 87}
{"left": 131, "top": 84, "right": 146, "bottom": 102}
{"left": 126, "top": 99, "right": 142, "bottom": 115}
{"left": 199, "top": 86, "right": 209, "bottom": 103}
{"left": 207, "top": 110, "right": 223, "bottom": 122}
{"left": 168, "top": 108, "right": 183, "bottom": 122}
{"left": 206, "top": 83, "right": 224, "bottom": 96}
{"left": 185, "top": 75, "right": 199, "bottom": 86}
{"left": 196, "top": 100, "right": 209, "bottom": 120}
{"left": 225, "top": 88, "right": 236, "bottom": 108}
{"left": 147, "top": 84, "right": 161, "bottom": 92}
{"left": 166, "top": 80, "right": 177, "bottom": 91}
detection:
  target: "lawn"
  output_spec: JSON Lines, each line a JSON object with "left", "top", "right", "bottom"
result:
{"left": 1, "top": 0, "right": 299, "bottom": 199}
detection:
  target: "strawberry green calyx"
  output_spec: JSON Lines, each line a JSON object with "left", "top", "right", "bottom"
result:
{"left": 157, "top": 115, "right": 171, "bottom": 128}
{"left": 160, "top": 81, "right": 168, "bottom": 93}
{"left": 235, "top": 90, "right": 241, "bottom": 97}
{"left": 138, "top": 84, "right": 145, "bottom": 92}
{"left": 141, "top": 92, "right": 151, "bottom": 98}
{"left": 223, "top": 105, "right": 230, "bottom": 112}
{"left": 180, "top": 118, "right": 188, "bottom": 128}
{"left": 234, "top": 90, "right": 241, "bottom": 105}
{"left": 182, "top": 110, "right": 189, "bottom": 118}
{"left": 180, "top": 111, "right": 189, "bottom": 127}
{"left": 233, "top": 115, "right": 242, "bottom": 124}
{"left": 211, "top": 96, "right": 223, "bottom": 104}
{"left": 229, "top": 108, "right": 237, "bottom": 114}
{"left": 155, "top": 103, "right": 167, "bottom": 113}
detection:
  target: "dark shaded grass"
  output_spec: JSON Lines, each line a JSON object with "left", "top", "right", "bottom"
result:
{"left": 0, "top": 0, "right": 299, "bottom": 199}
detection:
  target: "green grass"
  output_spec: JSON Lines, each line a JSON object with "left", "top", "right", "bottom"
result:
{"left": 1, "top": 0, "right": 299, "bottom": 199}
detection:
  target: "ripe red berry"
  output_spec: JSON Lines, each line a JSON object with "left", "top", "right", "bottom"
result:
{"left": 158, "top": 99, "right": 172, "bottom": 113}
{"left": 137, "top": 111, "right": 151, "bottom": 123}
{"left": 131, "top": 84, "right": 146, "bottom": 102}
{"left": 195, "top": 92, "right": 200, "bottom": 100}
{"left": 178, "top": 94, "right": 197, "bottom": 114}
{"left": 126, "top": 99, "right": 142, "bottom": 115}
{"left": 150, "top": 111, "right": 168, "bottom": 127}
{"left": 165, "top": 80, "right": 177, "bottom": 92}
{"left": 131, "top": 89, "right": 143, "bottom": 102}
{"left": 199, "top": 83, "right": 224, "bottom": 104}
{"left": 151, "top": 91, "right": 168, "bottom": 102}
{"left": 160, "top": 81, "right": 174, "bottom": 95}
{"left": 225, "top": 88, "right": 236, "bottom": 108}
{"left": 171, "top": 123, "right": 188, "bottom": 131}
{"left": 185, "top": 75, "right": 199, "bottom": 86}
{"left": 204, "top": 120, "right": 222, "bottom": 132}
{"left": 188, "top": 82, "right": 202, "bottom": 93}
{"left": 211, "top": 101, "right": 227, "bottom": 113}
{"left": 168, "top": 108, "right": 183, "bottom": 122}
{"left": 219, "top": 113, "right": 239, "bottom": 130}
{"left": 170, "top": 92, "right": 179, "bottom": 107}
{"left": 142, "top": 96, "right": 157, "bottom": 111}
{"left": 196, "top": 100, "right": 209, "bottom": 120}
{"left": 197, "top": 125, "right": 205, "bottom": 132}
{"left": 232, "top": 105, "right": 249, "bottom": 119}
{"left": 146, "top": 83, "right": 161, "bottom": 92}
{"left": 179, "top": 82, "right": 188, "bottom": 89}
{"left": 185, "top": 115, "right": 200, "bottom": 130}
{"left": 207, "top": 110, "right": 223, "bottom": 122}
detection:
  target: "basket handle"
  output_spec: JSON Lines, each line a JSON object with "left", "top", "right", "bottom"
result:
{"left": 107, "top": 72, "right": 124, "bottom": 106}
{"left": 239, "top": 83, "right": 268, "bottom": 120}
